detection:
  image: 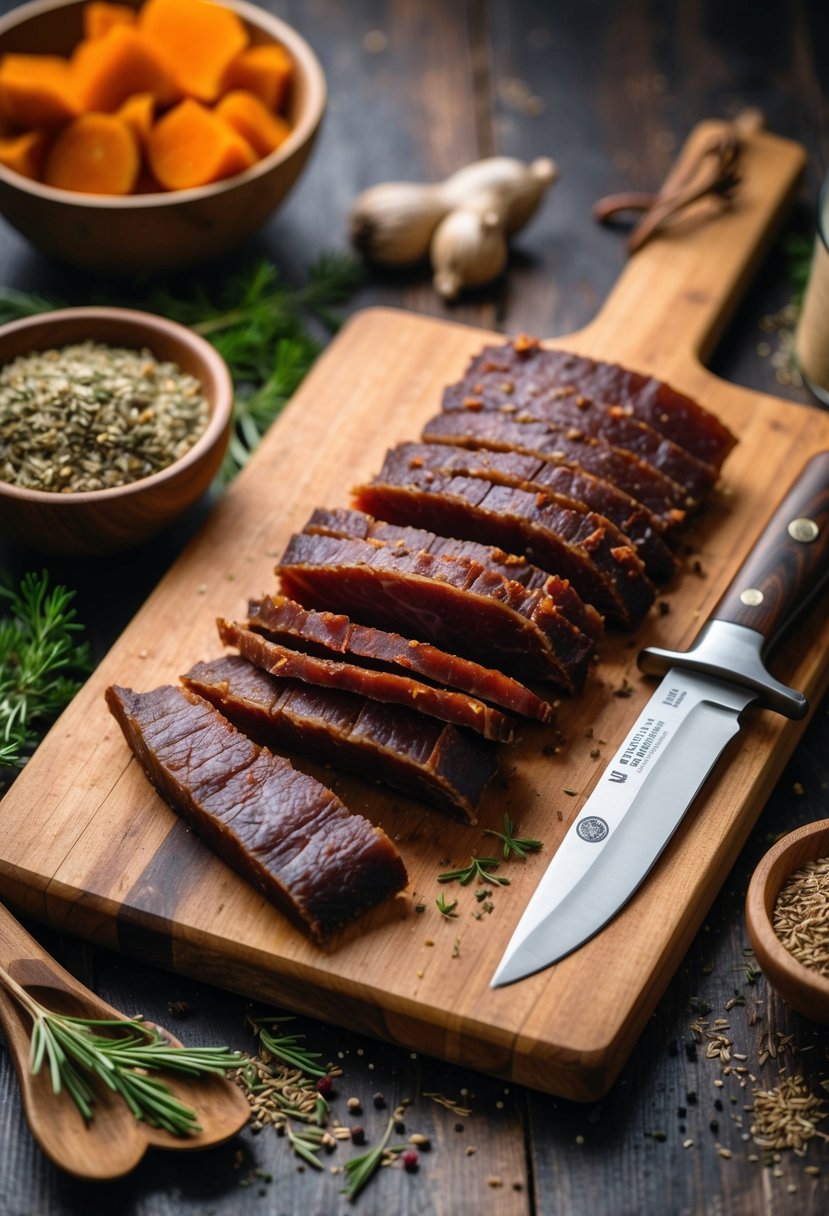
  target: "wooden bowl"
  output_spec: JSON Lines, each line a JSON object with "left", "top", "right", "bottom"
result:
{"left": 0, "top": 0, "right": 326, "bottom": 272}
{"left": 0, "top": 307, "right": 234, "bottom": 554}
{"left": 746, "top": 819, "right": 829, "bottom": 1023}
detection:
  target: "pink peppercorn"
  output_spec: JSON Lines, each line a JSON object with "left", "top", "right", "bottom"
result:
{"left": 316, "top": 1075, "right": 333, "bottom": 1096}
{"left": 402, "top": 1149, "right": 419, "bottom": 1172}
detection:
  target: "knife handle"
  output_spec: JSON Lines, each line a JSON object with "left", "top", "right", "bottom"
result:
{"left": 711, "top": 449, "right": 829, "bottom": 645}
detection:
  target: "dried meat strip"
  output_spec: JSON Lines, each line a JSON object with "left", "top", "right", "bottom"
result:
{"left": 422, "top": 410, "right": 691, "bottom": 527}
{"left": 384, "top": 441, "right": 675, "bottom": 582}
{"left": 444, "top": 339, "right": 736, "bottom": 468}
{"left": 218, "top": 618, "right": 517, "bottom": 742}
{"left": 183, "top": 655, "right": 496, "bottom": 823}
{"left": 105, "top": 683, "right": 407, "bottom": 943}
{"left": 247, "top": 593, "right": 552, "bottom": 723}
{"left": 304, "top": 507, "right": 604, "bottom": 643}
{"left": 276, "top": 530, "right": 596, "bottom": 691}
{"left": 354, "top": 459, "right": 654, "bottom": 627}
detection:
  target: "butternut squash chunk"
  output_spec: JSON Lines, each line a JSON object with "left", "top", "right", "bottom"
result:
{"left": 221, "top": 43, "right": 293, "bottom": 112}
{"left": 72, "top": 26, "right": 181, "bottom": 111}
{"left": 116, "top": 90, "right": 155, "bottom": 145}
{"left": 147, "top": 98, "right": 255, "bottom": 189}
{"left": 0, "top": 55, "right": 80, "bottom": 129}
{"left": 43, "top": 112, "right": 139, "bottom": 194}
{"left": 83, "top": 2, "right": 137, "bottom": 39}
{"left": 139, "top": 0, "right": 249, "bottom": 102}
{"left": 0, "top": 130, "right": 50, "bottom": 180}
{"left": 215, "top": 89, "right": 290, "bottom": 157}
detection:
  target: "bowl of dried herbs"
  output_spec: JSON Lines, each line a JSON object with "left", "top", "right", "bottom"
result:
{"left": 746, "top": 819, "right": 829, "bottom": 1024}
{"left": 0, "top": 305, "right": 233, "bottom": 554}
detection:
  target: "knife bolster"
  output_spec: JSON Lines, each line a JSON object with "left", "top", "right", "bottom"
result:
{"left": 638, "top": 620, "right": 808, "bottom": 719}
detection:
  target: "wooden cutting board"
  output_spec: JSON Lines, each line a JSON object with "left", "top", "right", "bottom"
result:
{"left": 3, "top": 120, "right": 829, "bottom": 1103}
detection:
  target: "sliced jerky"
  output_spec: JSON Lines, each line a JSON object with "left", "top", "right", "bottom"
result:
{"left": 305, "top": 506, "right": 603, "bottom": 643}
{"left": 444, "top": 339, "right": 736, "bottom": 468}
{"left": 105, "top": 683, "right": 407, "bottom": 943}
{"left": 387, "top": 441, "right": 675, "bottom": 582}
{"left": 247, "top": 593, "right": 552, "bottom": 723}
{"left": 422, "top": 410, "right": 691, "bottom": 526}
{"left": 219, "top": 618, "right": 516, "bottom": 742}
{"left": 183, "top": 655, "right": 496, "bottom": 823}
{"left": 276, "top": 530, "right": 596, "bottom": 691}
{"left": 493, "top": 394, "right": 716, "bottom": 498}
{"left": 354, "top": 462, "right": 654, "bottom": 627}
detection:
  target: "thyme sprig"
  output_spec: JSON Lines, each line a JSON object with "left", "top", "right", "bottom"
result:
{"left": 0, "top": 963, "right": 241, "bottom": 1134}
{"left": 483, "top": 814, "right": 543, "bottom": 861}
{"left": 0, "top": 571, "right": 91, "bottom": 784}
{"left": 437, "top": 856, "right": 510, "bottom": 887}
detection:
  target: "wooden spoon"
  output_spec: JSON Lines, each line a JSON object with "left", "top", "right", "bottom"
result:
{"left": 0, "top": 901, "right": 250, "bottom": 1180}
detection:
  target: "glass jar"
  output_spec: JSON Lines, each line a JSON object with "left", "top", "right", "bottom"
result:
{"left": 795, "top": 175, "right": 829, "bottom": 406}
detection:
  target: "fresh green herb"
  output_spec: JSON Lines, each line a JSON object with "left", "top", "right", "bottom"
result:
{"left": 342, "top": 1114, "right": 403, "bottom": 1200}
{"left": 0, "top": 571, "right": 91, "bottom": 783}
{"left": 484, "top": 814, "right": 543, "bottom": 861}
{"left": 250, "top": 1015, "right": 328, "bottom": 1078}
{"left": 0, "top": 962, "right": 240, "bottom": 1133}
{"left": 0, "top": 254, "right": 363, "bottom": 485}
{"left": 287, "top": 1122, "right": 328, "bottom": 1170}
{"left": 435, "top": 893, "right": 459, "bottom": 918}
{"left": 437, "top": 857, "right": 510, "bottom": 887}
{"left": 783, "top": 230, "right": 815, "bottom": 303}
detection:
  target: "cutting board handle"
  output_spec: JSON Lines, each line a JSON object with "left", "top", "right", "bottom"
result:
{"left": 561, "top": 117, "right": 807, "bottom": 384}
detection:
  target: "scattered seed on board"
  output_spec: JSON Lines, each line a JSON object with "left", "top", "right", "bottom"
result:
{"left": 0, "top": 341, "right": 209, "bottom": 493}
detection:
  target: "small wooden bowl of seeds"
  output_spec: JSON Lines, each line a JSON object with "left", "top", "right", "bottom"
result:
{"left": 746, "top": 819, "right": 829, "bottom": 1024}
{"left": 0, "top": 306, "right": 233, "bottom": 555}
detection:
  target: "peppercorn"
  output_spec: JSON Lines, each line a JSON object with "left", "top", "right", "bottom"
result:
{"left": 350, "top": 1125, "right": 366, "bottom": 1145}
{"left": 402, "top": 1149, "right": 419, "bottom": 1172}
{"left": 373, "top": 1092, "right": 387, "bottom": 1109}
{"left": 316, "top": 1076, "right": 333, "bottom": 1097}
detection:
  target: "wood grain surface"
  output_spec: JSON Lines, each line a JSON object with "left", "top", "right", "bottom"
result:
{"left": 2, "top": 120, "right": 828, "bottom": 1104}
{"left": 2, "top": 2, "right": 829, "bottom": 1213}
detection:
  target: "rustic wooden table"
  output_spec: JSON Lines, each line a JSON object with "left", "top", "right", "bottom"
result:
{"left": 1, "top": 1, "right": 828, "bottom": 1213}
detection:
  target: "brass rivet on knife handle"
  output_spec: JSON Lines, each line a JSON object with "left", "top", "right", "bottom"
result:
{"left": 710, "top": 450, "right": 829, "bottom": 647}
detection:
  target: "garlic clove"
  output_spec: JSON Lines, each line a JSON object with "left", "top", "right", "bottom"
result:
{"left": 440, "top": 155, "right": 558, "bottom": 233}
{"left": 430, "top": 198, "right": 509, "bottom": 300}
{"left": 348, "top": 181, "right": 447, "bottom": 266}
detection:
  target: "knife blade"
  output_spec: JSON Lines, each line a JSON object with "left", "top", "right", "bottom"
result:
{"left": 492, "top": 449, "right": 829, "bottom": 988}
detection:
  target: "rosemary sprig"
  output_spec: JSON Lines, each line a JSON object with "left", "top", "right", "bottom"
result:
{"left": 437, "top": 856, "right": 510, "bottom": 887}
{"left": 435, "top": 893, "right": 459, "bottom": 918}
{"left": 483, "top": 814, "right": 543, "bottom": 861}
{"left": 0, "top": 963, "right": 241, "bottom": 1134}
{"left": 249, "top": 1015, "right": 328, "bottom": 1078}
{"left": 342, "top": 1114, "right": 401, "bottom": 1200}
{"left": 0, "top": 571, "right": 91, "bottom": 784}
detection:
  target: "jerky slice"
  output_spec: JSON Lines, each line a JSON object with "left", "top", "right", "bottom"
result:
{"left": 305, "top": 507, "right": 604, "bottom": 643}
{"left": 423, "top": 410, "right": 692, "bottom": 525}
{"left": 387, "top": 441, "right": 675, "bottom": 581}
{"left": 446, "top": 339, "right": 736, "bottom": 467}
{"left": 183, "top": 656, "right": 496, "bottom": 823}
{"left": 105, "top": 683, "right": 407, "bottom": 943}
{"left": 248, "top": 593, "right": 552, "bottom": 723}
{"left": 354, "top": 462, "right": 654, "bottom": 627}
{"left": 276, "top": 530, "right": 596, "bottom": 691}
{"left": 219, "top": 618, "right": 516, "bottom": 742}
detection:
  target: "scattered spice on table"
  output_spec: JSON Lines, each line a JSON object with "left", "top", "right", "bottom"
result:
{"left": 0, "top": 341, "right": 209, "bottom": 493}
{"left": 772, "top": 856, "right": 829, "bottom": 976}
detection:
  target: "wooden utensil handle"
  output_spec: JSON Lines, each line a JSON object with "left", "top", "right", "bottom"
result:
{"left": 711, "top": 450, "right": 829, "bottom": 646}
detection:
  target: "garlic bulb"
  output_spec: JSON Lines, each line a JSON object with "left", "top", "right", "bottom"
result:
{"left": 440, "top": 156, "right": 558, "bottom": 233}
{"left": 348, "top": 155, "right": 559, "bottom": 268}
{"left": 348, "top": 181, "right": 447, "bottom": 265}
{"left": 431, "top": 196, "right": 508, "bottom": 300}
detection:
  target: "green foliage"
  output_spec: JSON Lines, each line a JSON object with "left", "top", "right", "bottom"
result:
{"left": 0, "top": 571, "right": 91, "bottom": 784}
